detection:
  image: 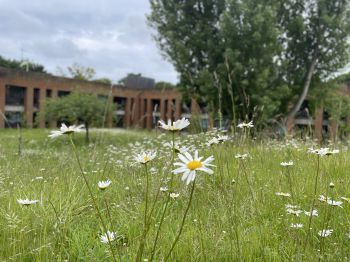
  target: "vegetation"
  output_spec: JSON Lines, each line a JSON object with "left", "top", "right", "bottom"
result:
{"left": 1, "top": 127, "right": 350, "bottom": 261}
{"left": 0, "top": 55, "right": 46, "bottom": 73}
{"left": 148, "top": 0, "right": 350, "bottom": 127}
{"left": 39, "top": 92, "right": 114, "bottom": 142}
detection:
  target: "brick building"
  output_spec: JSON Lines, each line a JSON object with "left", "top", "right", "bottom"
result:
{"left": 0, "top": 67, "right": 183, "bottom": 129}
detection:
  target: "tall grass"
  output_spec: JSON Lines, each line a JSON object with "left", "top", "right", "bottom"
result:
{"left": 0, "top": 128, "right": 349, "bottom": 261}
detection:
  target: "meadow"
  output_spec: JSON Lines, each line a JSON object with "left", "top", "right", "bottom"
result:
{"left": 1, "top": 125, "right": 350, "bottom": 261}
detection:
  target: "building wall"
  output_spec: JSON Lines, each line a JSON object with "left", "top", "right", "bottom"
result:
{"left": 0, "top": 67, "right": 182, "bottom": 129}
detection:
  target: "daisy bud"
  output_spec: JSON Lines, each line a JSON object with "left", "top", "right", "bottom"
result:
{"left": 329, "top": 182, "right": 335, "bottom": 188}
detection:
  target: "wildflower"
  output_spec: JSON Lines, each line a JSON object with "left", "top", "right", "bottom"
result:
{"left": 207, "top": 137, "right": 220, "bottom": 146}
{"left": 304, "top": 209, "right": 319, "bottom": 217}
{"left": 318, "top": 229, "right": 333, "bottom": 237}
{"left": 285, "top": 204, "right": 300, "bottom": 209}
{"left": 17, "top": 199, "right": 39, "bottom": 206}
{"left": 286, "top": 208, "right": 303, "bottom": 216}
{"left": 319, "top": 195, "right": 328, "bottom": 202}
{"left": 98, "top": 180, "right": 112, "bottom": 190}
{"left": 134, "top": 151, "right": 156, "bottom": 164}
{"left": 100, "top": 231, "right": 117, "bottom": 244}
{"left": 170, "top": 193, "right": 180, "bottom": 199}
{"left": 329, "top": 182, "right": 335, "bottom": 188}
{"left": 275, "top": 192, "right": 291, "bottom": 197}
{"left": 217, "top": 135, "right": 229, "bottom": 142}
{"left": 327, "top": 199, "right": 343, "bottom": 208}
{"left": 237, "top": 121, "right": 254, "bottom": 129}
{"left": 164, "top": 142, "right": 189, "bottom": 154}
{"left": 173, "top": 151, "right": 214, "bottom": 185}
{"left": 280, "top": 160, "right": 294, "bottom": 167}
{"left": 160, "top": 187, "right": 168, "bottom": 192}
{"left": 290, "top": 223, "right": 303, "bottom": 229}
{"left": 307, "top": 148, "right": 338, "bottom": 156}
{"left": 235, "top": 153, "right": 249, "bottom": 159}
{"left": 48, "top": 123, "right": 84, "bottom": 138}
{"left": 158, "top": 118, "right": 190, "bottom": 131}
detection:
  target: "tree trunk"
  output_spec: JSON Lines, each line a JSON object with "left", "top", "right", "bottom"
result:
{"left": 85, "top": 122, "right": 89, "bottom": 144}
{"left": 286, "top": 54, "right": 318, "bottom": 134}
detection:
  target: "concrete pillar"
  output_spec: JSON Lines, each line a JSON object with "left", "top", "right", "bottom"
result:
{"left": 124, "top": 97, "right": 131, "bottom": 128}
{"left": 160, "top": 98, "right": 166, "bottom": 120}
{"left": 146, "top": 99, "right": 152, "bottom": 129}
{"left": 50, "top": 89, "right": 58, "bottom": 128}
{"left": 175, "top": 98, "right": 181, "bottom": 119}
{"left": 314, "top": 107, "right": 323, "bottom": 141}
{"left": 286, "top": 117, "right": 294, "bottom": 137}
{"left": 39, "top": 88, "right": 46, "bottom": 128}
{"left": 167, "top": 99, "right": 173, "bottom": 120}
{"left": 0, "top": 82, "right": 5, "bottom": 128}
{"left": 25, "top": 86, "right": 34, "bottom": 128}
{"left": 106, "top": 95, "right": 113, "bottom": 128}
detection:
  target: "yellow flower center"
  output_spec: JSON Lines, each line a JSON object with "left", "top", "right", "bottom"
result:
{"left": 187, "top": 160, "right": 202, "bottom": 170}
{"left": 143, "top": 156, "right": 149, "bottom": 162}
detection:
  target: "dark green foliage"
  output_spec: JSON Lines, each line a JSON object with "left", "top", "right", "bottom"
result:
{"left": 40, "top": 92, "right": 114, "bottom": 142}
{"left": 148, "top": 0, "right": 350, "bottom": 127}
{"left": 0, "top": 55, "right": 46, "bottom": 73}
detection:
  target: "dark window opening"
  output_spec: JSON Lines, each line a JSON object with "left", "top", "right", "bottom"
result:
{"left": 33, "top": 88, "right": 40, "bottom": 108}
{"left": 5, "top": 85, "right": 26, "bottom": 106}
{"left": 58, "top": 90, "right": 70, "bottom": 97}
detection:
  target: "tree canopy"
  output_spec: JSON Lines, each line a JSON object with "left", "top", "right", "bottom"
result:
{"left": 148, "top": 0, "right": 350, "bottom": 128}
{"left": 40, "top": 92, "right": 114, "bottom": 142}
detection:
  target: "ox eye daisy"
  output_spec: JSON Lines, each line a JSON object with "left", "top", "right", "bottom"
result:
{"left": 172, "top": 150, "right": 214, "bottom": 185}
{"left": 134, "top": 151, "right": 156, "bottom": 164}
{"left": 98, "top": 180, "right": 112, "bottom": 190}
{"left": 49, "top": 123, "right": 84, "bottom": 138}
{"left": 17, "top": 199, "right": 39, "bottom": 206}
{"left": 100, "top": 231, "right": 117, "bottom": 244}
{"left": 158, "top": 118, "right": 190, "bottom": 131}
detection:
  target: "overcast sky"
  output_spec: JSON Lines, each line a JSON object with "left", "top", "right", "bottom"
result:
{"left": 0, "top": 0, "right": 179, "bottom": 84}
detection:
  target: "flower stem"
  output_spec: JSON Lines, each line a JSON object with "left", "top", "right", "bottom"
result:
{"left": 303, "top": 155, "right": 320, "bottom": 253}
{"left": 69, "top": 136, "right": 117, "bottom": 262}
{"left": 164, "top": 180, "right": 196, "bottom": 262}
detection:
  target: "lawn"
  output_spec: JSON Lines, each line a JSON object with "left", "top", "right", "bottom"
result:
{"left": 0, "top": 127, "right": 349, "bottom": 261}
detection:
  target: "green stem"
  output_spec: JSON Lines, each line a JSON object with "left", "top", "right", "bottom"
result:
{"left": 150, "top": 131, "right": 177, "bottom": 260}
{"left": 164, "top": 180, "right": 196, "bottom": 262}
{"left": 304, "top": 155, "right": 320, "bottom": 253}
{"left": 69, "top": 136, "right": 117, "bottom": 262}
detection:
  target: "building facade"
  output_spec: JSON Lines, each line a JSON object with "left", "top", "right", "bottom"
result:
{"left": 0, "top": 67, "right": 182, "bottom": 129}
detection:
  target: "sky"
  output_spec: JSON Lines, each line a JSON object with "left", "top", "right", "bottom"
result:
{"left": 0, "top": 0, "right": 179, "bottom": 84}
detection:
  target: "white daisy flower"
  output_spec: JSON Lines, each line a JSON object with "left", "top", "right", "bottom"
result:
{"left": 290, "top": 223, "right": 303, "bottom": 228}
{"left": 237, "top": 121, "right": 254, "bottom": 129}
{"left": 327, "top": 199, "right": 343, "bottom": 208}
{"left": 172, "top": 151, "right": 215, "bottom": 185}
{"left": 286, "top": 208, "right": 303, "bottom": 216}
{"left": 100, "top": 231, "right": 117, "bottom": 244}
{"left": 158, "top": 118, "right": 190, "bottom": 131}
{"left": 285, "top": 204, "right": 300, "bottom": 209}
{"left": 98, "top": 180, "right": 112, "bottom": 190}
{"left": 160, "top": 187, "right": 168, "bottom": 192}
{"left": 307, "top": 148, "right": 335, "bottom": 156}
{"left": 304, "top": 209, "right": 318, "bottom": 217}
{"left": 207, "top": 137, "right": 220, "bottom": 146}
{"left": 235, "top": 153, "right": 249, "bottom": 159}
{"left": 280, "top": 160, "right": 294, "bottom": 167}
{"left": 134, "top": 151, "right": 156, "bottom": 164}
{"left": 17, "top": 199, "right": 39, "bottom": 206}
{"left": 275, "top": 192, "right": 291, "bottom": 197}
{"left": 170, "top": 193, "right": 180, "bottom": 199}
{"left": 318, "top": 229, "right": 333, "bottom": 237}
{"left": 49, "top": 123, "right": 85, "bottom": 138}
{"left": 217, "top": 135, "right": 229, "bottom": 142}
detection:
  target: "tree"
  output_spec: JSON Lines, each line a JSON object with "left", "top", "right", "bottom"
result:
{"left": 148, "top": 0, "right": 350, "bottom": 130}
{"left": 0, "top": 55, "right": 46, "bottom": 73}
{"left": 67, "top": 63, "right": 96, "bottom": 81}
{"left": 278, "top": 0, "right": 350, "bottom": 129}
{"left": 40, "top": 92, "right": 114, "bottom": 143}
{"left": 148, "top": 0, "right": 287, "bottom": 127}
{"left": 155, "top": 81, "right": 176, "bottom": 89}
